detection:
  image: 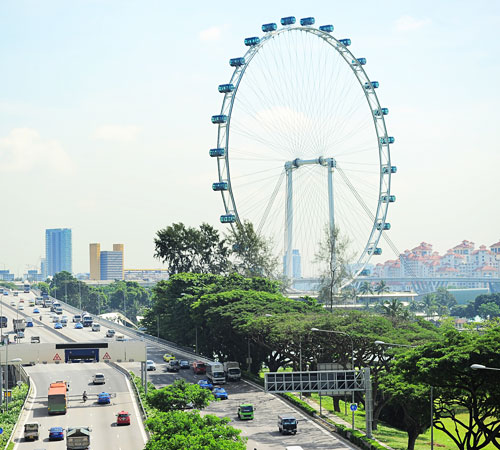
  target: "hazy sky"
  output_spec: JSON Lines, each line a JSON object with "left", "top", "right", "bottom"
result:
{"left": 1, "top": 0, "right": 500, "bottom": 276}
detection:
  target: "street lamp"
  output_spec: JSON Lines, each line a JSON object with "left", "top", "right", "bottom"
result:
{"left": 311, "top": 327, "right": 355, "bottom": 430}
{"left": 471, "top": 364, "right": 500, "bottom": 371}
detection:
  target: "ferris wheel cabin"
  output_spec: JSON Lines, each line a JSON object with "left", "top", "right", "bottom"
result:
{"left": 319, "top": 25, "right": 334, "bottom": 32}
{"left": 220, "top": 214, "right": 236, "bottom": 224}
{"left": 218, "top": 84, "right": 235, "bottom": 93}
{"left": 244, "top": 36, "right": 261, "bottom": 46}
{"left": 281, "top": 16, "right": 296, "bottom": 26}
{"left": 300, "top": 17, "right": 315, "bottom": 26}
{"left": 262, "top": 23, "right": 277, "bottom": 32}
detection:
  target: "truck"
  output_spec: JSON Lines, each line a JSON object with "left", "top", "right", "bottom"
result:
{"left": 82, "top": 315, "right": 93, "bottom": 327}
{"left": 0, "top": 316, "right": 7, "bottom": 328}
{"left": 41, "top": 291, "right": 49, "bottom": 300}
{"left": 23, "top": 422, "right": 40, "bottom": 441}
{"left": 206, "top": 362, "right": 226, "bottom": 385}
{"left": 13, "top": 318, "right": 26, "bottom": 333}
{"left": 66, "top": 426, "right": 91, "bottom": 449}
{"left": 223, "top": 361, "right": 241, "bottom": 381}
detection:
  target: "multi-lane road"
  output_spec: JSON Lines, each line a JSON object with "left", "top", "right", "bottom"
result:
{"left": 1, "top": 290, "right": 356, "bottom": 450}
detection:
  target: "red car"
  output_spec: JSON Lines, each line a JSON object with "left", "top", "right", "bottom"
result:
{"left": 116, "top": 411, "right": 131, "bottom": 426}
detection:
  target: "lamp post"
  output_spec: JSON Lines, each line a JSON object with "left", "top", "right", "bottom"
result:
{"left": 311, "top": 327, "right": 355, "bottom": 430}
{"left": 471, "top": 364, "right": 500, "bottom": 371}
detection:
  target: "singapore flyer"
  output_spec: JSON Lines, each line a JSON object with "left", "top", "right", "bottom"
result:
{"left": 210, "top": 16, "right": 395, "bottom": 286}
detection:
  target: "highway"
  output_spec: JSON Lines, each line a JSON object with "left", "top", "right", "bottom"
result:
{"left": 0, "top": 291, "right": 147, "bottom": 450}
{"left": 2, "top": 290, "right": 356, "bottom": 449}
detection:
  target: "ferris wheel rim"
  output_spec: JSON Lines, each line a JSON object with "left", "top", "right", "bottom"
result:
{"left": 213, "top": 21, "right": 394, "bottom": 285}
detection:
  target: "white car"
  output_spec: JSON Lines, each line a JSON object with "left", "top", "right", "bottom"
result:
{"left": 92, "top": 323, "right": 101, "bottom": 332}
{"left": 106, "top": 329, "right": 115, "bottom": 338}
{"left": 10, "top": 301, "right": 15, "bottom": 306}
{"left": 18, "top": 305, "right": 24, "bottom": 310}
{"left": 92, "top": 373, "right": 106, "bottom": 385}
{"left": 146, "top": 360, "right": 156, "bottom": 371}
{"left": 115, "top": 334, "right": 125, "bottom": 341}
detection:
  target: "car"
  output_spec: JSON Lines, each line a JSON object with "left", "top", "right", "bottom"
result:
{"left": 31, "top": 336, "right": 40, "bottom": 343}
{"left": 19, "top": 298, "right": 24, "bottom": 303}
{"left": 54, "top": 322, "right": 63, "bottom": 330}
{"left": 213, "top": 387, "right": 228, "bottom": 400}
{"left": 61, "top": 315, "right": 68, "bottom": 322}
{"left": 52, "top": 315, "right": 60, "bottom": 323}
{"left": 115, "top": 334, "right": 125, "bottom": 341}
{"left": 116, "top": 410, "right": 131, "bottom": 426}
{"left": 92, "top": 373, "right": 105, "bottom": 385}
{"left": 33, "top": 307, "right": 40, "bottom": 314}
{"left": 146, "top": 360, "right": 156, "bottom": 371}
{"left": 10, "top": 301, "right": 15, "bottom": 306}
{"left": 180, "top": 360, "right": 190, "bottom": 369}
{"left": 106, "top": 329, "right": 115, "bottom": 338}
{"left": 197, "top": 379, "right": 213, "bottom": 390}
{"left": 163, "top": 353, "right": 175, "bottom": 362}
{"left": 73, "top": 314, "right": 82, "bottom": 322}
{"left": 97, "top": 392, "right": 111, "bottom": 404}
{"left": 278, "top": 415, "right": 298, "bottom": 435}
{"left": 167, "top": 360, "right": 180, "bottom": 372}
{"left": 60, "top": 317, "right": 67, "bottom": 326}
{"left": 18, "top": 305, "right": 24, "bottom": 310}
{"left": 238, "top": 403, "right": 255, "bottom": 420}
{"left": 92, "top": 323, "right": 101, "bottom": 332}
{"left": 48, "top": 426, "right": 64, "bottom": 440}
{"left": 74, "top": 322, "right": 83, "bottom": 329}
{"left": 13, "top": 292, "right": 18, "bottom": 296}
{"left": 26, "top": 318, "right": 33, "bottom": 327}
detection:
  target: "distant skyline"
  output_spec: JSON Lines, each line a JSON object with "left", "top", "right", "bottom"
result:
{"left": 1, "top": 1, "right": 500, "bottom": 276}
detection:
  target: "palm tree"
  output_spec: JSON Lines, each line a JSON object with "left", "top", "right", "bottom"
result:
{"left": 374, "top": 280, "right": 390, "bottom": 295}
{"left": 381, "top": 298, "right": 406, "bottom": 323}
{"left": 359, "top": 281, "right": 374, "bottom": 308}
{"left": 420, "top": 293, "right": 436, "bottom": 319}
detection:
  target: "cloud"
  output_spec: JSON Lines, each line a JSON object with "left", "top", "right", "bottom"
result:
{"left": 0, "top": 128, "right": 73, "bottom": 174}
{"left": 199, "top": 26, "right": 223, "bottom": 41}
{"left": 395, "top": 15, "right": 431, "bottom": 32}
{"left": 93, "top": 125, "right": 141, "bottom": 142}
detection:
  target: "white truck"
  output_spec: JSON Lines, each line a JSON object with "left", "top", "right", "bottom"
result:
{"left": 13, "top": 318, "right": 26, "bottom": 333}
{"left": 206, "top": 362, "right": 226, "bottom": 385}
{"left": 223, "top": 361, "right": 241, "bottom": 381}
{"left": 66, "top": 426, "right": 91, "bottom": 449}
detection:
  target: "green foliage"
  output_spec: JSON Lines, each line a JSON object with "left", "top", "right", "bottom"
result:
{"left": 154, "top": 223, "right": 230, "bottom": 275}
{"left": 0, "top": 281, "right": 17, "bottom": 290}
{"left": 0, "top": 383, "right": 29, "bottom": 448}
{"left": 145, "top": 411, "right": 246, "bottom": 450}
{"left": 147, "top": 379, "right": 213, "bottom": 411}
{"left": 280, "top": 393, "right": 316, "bottom": 416}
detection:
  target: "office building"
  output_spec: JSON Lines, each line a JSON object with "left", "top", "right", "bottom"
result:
{"left": 40, "top": 258, "right": 47, "bottom": 280}
{"left": 0, "top": 270, "right": 14, "bottom": 281}
{"left": 89, "top": 243, "right": 101, "bottom": 280}
{"left": 113, "top": 244, "right": 124, "bottom": 279}
{"left": 45, "top": 228, "right": 72, "bottom": 277}
{"left": 100, "top": 251, "right": 124, "bottom": 280}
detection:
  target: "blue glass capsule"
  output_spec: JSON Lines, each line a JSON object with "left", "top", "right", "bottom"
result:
{"left": 262, "top": 22, "right": 278, "bottom": 32}
{"left": 319, "top": 25, "right": 334, "bottom": 32}
{"left": 212, "top": 182, "right": 228, "bottom": 191}
{"left": 382, "top": 165, "right": 397, "bottom": 174}
{"left": 218, "top": 84, "right": 235, "bottom": 93}
{"left": 211, "top": 115, "right": 228, "bottom": 124}
{"left": 380, "top": 136, "right": 395, "bottom": 144}
{"left": 364, "top": 81, "right": 379, "bottom": 90}
{"left": 209, "top": 148, "right": 226, "bottom": 157}
{"left": 229, "top": 57, "right": 245, "bottom": 67}
{"left": 339, "top": 38, "right": 351, "bottom": 46}
{"left": 376, "top": 222, "right": 391, "bottom": 231}
{"left": 352, "top": 57, "right": 366, "bottom": 65}
{"left": 374, "top": 108, "right": 389, "bottom": 116}
{"left": 381, "top": 195, "right": 396, "bottom": 203}
{"left": 244, "top": 36, "right": 261, "bottom": 46}
{"left": 281, "top": 16, "right": 296, "bottom": 26}
{"left": 220, "top": 214, "right": 236, "bottom": 223}
{"left": 300, "top": 17, "right": 315, "bottom": 26}
{"left": 360, "top": 269, "right": 370, "bottom": 276}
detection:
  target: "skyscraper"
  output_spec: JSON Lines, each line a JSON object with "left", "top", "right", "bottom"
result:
{"left": 89, "top": 243, "right": 101, "bottom": 280}
{"left": 45, "top": 228, "right": 72, "bottom": 276}
{"left": 100, "top": 251, "right": 124, "bottom": 280}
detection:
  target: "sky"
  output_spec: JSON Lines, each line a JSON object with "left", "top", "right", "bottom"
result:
{"left": 1, "top": 0, "right": 500, "bottom": 276}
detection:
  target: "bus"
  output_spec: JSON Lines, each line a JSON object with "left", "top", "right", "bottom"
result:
{"left": 23, "top": 282, "right": 30, "bottom": 293}
{"left": 47, "top": 381, "right": 67, "bottom": 415}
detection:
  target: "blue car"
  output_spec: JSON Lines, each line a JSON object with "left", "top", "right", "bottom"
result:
{"left": 213, "top": 387, "right": 228, "bottom": 400}
{"left": 97, "top": 392, "right": 111, "bottom": 404}
{"left": 33, "top": 308, "right": 40, "bottom": 314}
{"left": 49, "top": 426, "right": 64, "bottom": 440}
{"left": 75, "top": 322, "right": 83, "bottom": 329}
{"left": 54, "top": 322, "right": 63, "bottom": 329}
{"left": 26, "top": 319, "right": 33, "bottom": 327}
{"left": 197, "top": 379, "right": 213, "bottom": 390}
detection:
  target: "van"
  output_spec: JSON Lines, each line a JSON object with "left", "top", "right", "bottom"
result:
{"left": 73, "top": 314, "right": 82, "bottom": 323}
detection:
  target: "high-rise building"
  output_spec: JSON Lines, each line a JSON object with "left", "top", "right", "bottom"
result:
{"left": 40, "top": 258, "right": 47, "bottom": 280}
{"left": 45, "top": 228, "right": 72, "bottom": 277}
{"left": 113, "top": 244, "right": 124, "bottom": 280}
{"left": 89, "top": 243, "right": 101, "bottom": 280}
{"left": 100, "top": 251, "right": 124, "bottom": 280}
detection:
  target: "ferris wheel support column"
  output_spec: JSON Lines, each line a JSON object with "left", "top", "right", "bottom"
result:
{"left": 285, "top": 161, "right": 294, "bottom": 279}
{"left": 327, "top": 158, "right": 335, "bottom": 235}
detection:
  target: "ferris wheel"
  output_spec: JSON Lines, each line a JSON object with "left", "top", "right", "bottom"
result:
{"left": 210, "top": 16, "right": 396, "bottom": 285}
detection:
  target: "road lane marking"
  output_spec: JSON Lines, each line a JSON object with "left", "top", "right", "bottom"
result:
{"left": 122, "top": 372, "right": 148, "bottom": 444}
{"left": 13, "top": 374, "right": 37, "bottom": 450}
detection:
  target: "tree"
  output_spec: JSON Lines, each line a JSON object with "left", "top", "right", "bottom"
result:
{"left": 225, "top": 220, "right": 278, "bottom": 279}
{"left": 380, "top": 299, "right": 408, "bottom": 323}
{"left": 315, "top": 226, "right": 353, "bottom": 310}
{"left": 374, "top": 280, "right": 390, "bottom": 295}
{"left": 145, "top": 411, "right": 246, "bottom": 450}
{"left": 434, "top": 287, "right": 456, "bottom": 310}
{"left": 154, "top": 223, "right": 230, "bottom": 275}
{"left": 478, "top": 301, "right": 500, "bottom": 319}
{"left": 420, "top": 293, "right": 437, "bottom": 319}
{"left": 395, "top": 327, "right": 500, "bottom": 450}
{"left": 147, "top": 379, "right": 213, "bottom": 411}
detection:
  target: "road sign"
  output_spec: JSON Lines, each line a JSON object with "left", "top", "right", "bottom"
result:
{"left": 0, "top": 427, "right": 3, "bottom": 434}
{"left": 102, "top": 352, "right": 111, "bottom": 360}
{"left": 53, "top": 353, "right": 61, "bottom": 361}
{"left": 350, "top": 403, "right": 358, "bottom": 412}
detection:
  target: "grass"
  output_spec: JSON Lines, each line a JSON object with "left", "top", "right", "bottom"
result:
{"left": 309, "top": 394, "right": 497, "bottom": 450}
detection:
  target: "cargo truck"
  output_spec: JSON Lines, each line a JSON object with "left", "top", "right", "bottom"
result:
{"left": 206, "top": 362, "right": 226, "bottom": 385}
{"left": 223, "top": 361, "right": 241, "bottom": 381}
{"left": 66, "top": 426, "right": 91, "bottom": 449}
{"left": 82, "top": 315, "right": 93, "bottom": 327}
{"left": 13, "top": 318, "right": 26, "bottom": 333}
